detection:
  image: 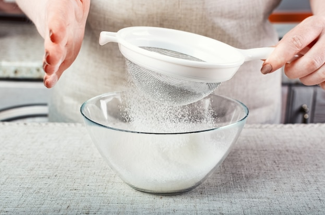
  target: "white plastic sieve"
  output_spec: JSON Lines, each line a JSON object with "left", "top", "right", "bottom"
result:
{"left": 99, "top": 27, "right": 275, "bottom": 105}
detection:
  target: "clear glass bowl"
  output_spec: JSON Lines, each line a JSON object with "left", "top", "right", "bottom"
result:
{"left": 80, "top": 92, "right": 249, "bottom": 194}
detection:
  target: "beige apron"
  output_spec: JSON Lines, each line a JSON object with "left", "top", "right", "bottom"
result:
{"left": 49, "top": 0, "right": 282, "bottom": 124}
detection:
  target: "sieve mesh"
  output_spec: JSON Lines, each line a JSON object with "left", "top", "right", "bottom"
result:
{"left": 125, "top": 47, "right": 220, "bottom": 106}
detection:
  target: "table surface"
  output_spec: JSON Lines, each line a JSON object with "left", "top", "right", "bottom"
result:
{"left": 1, "top": 123, "right": 325, "bottom": 215}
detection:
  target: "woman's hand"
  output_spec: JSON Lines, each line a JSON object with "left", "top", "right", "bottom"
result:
{"left": 262, "top": 15, "right": 325, "bottom": 90}
{"left": 16, "top": 0, "right": 90, "bottom": 88}
{"left": 262, "top": 0, "right": 325, "bottom": 91}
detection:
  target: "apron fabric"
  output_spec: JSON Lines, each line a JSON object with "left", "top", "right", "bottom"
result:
{"left": 49, "top": 0, "right": 282, "bottom": 124}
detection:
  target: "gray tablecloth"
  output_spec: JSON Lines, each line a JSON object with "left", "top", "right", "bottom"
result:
{"left": 1, "top": 123, "right": 325, "bottom": 214}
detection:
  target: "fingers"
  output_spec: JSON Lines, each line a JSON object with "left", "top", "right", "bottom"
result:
{"left": 74, "top": 0, "right": 90, "bottom": 21}
{"left": 260, "top": 15, "right": 325, "bottom": 91}
{"left": 285, "top": 46, "right": 325, "bottom": 82}
{"left": 43, "top": 27, "right": 67, "bottom": 86}
{"left": 43, "top": 73, "right": 58, "bottom": 88}
{"left": 74, "top": 0, "right": 84, "bottom": 21}
{"left": 262, "top": 16, "right": 325, "bottom": 74}
{"left": 299, "top": 65, "right": 325, "bottom": 86}
{"left": 48, "top": 24, "right": 67, "bottom": 45}
{"left": 285, "top": 30, "right": 325, "bottom": 80}
{"left": 44, "top": 37, "right": 66, "bottom": 69}
{"left": 43, "top": 38, "right": 83, "bottom": 88}
{"left": 42, "top": 7, "right": 68, "bottom": 80}
{"left": 44, "top": 57, "right": 76, "bottom": 88}
{"left": 43, "top": 60, "right": 68, "bottom": 88}
{"left": 41, "top": 0, "right": 90, "bottom": 88}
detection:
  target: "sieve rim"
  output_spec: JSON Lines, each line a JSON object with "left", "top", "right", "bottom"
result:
{"left": 80, "top": 92, "right": 249, "bottom": 135}
{"left": 116, "top": 26, "right": 245, "bottom": 68}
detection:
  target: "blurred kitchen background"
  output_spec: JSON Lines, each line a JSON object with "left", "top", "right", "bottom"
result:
{"left": 0, "top": 0, "right": 47, "bottom": 122}
{"left": 0, "top": 0, "right": 324, "bottom": 123}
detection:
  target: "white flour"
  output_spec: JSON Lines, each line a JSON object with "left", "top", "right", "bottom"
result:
{"left": 120, "top": 87, "right": 219, "bottom": 133}
{"left": 97, "top": 87, "right": 235, "bottom": 193}
{"left": 104, "top": 126, "right": 233, "bottom": 192}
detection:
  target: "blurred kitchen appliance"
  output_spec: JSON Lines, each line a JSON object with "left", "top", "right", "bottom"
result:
{"left": 0, "top": 10, "right": 48, "bottom": 122}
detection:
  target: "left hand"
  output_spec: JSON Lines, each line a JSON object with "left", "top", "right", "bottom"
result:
{"left": 261, "top": 15, "right": 325, "bottom": 90}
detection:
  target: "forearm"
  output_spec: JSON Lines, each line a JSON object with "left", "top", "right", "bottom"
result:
{"left": 15, "top": 0, "right": 47, "bottom": 37}
{"left": 310, "top": 0, "right": 325, "bottom": 16}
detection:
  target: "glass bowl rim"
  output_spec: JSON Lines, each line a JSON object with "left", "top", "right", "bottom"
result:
{"left": 80, "top": 92, "right": 249, "bottom": 135}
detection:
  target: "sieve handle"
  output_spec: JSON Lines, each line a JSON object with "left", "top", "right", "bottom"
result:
{"left": 238, "top": 47, "right": 275, "bottom": 62}
{"left": 239, "top": 47, "right": 301, "bottom": 63}
{"left": 99, "top": 31, "right": 118, "bottom": 45}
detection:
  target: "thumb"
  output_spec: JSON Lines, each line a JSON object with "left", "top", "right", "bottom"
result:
{"left": 261, "top": 16, "right": 322, "bottom": 74}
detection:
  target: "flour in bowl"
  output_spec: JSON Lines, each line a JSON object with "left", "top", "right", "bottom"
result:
{"left": 93, "top": 88, "right": 236, "bottom": 193}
